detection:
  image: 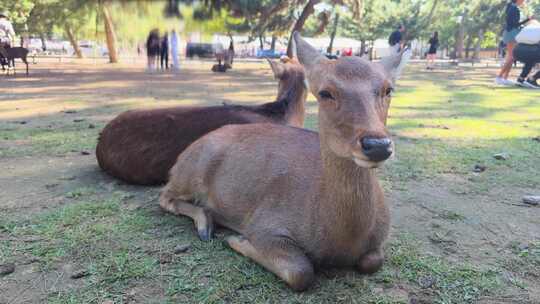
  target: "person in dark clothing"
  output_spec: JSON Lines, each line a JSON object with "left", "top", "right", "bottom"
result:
{"left": 388, "top": 25, "right": 405, "bottom": 53}
{"left": 513, "top": 42, "right": 540, "bottom": 88}
{"left": 160, "top": 32, "right": 169, "bottom": 70}
{"left": 426, "top": 31, "right": 439, "bottom": 70}
{"left": 146, "top": 29, "right": 160, "bottom": 71}
{"left": 227, "top": 39, "right": 234, "bottom": 67}
{"left": 499, "top": 40, "right": 507, "bottom": 58}
{"left": 496, "top": 0, "right": 532, "bottom": 85}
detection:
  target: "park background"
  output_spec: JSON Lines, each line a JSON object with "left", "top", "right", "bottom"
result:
{"left": 3, "top": 0, "right": 540, "bottom": 61}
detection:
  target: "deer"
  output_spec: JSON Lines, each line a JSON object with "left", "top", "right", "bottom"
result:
{"left": 0, "top": 46, "right": 29, "bottom": 76}
{"left": 212, "top": 39, "right": 234, "bottom": 73}
{"left": 159, "top": 32, "right": 409, "bottom": 291}
{"left": 96, "top": 56, "right": 307, "bottom": 185}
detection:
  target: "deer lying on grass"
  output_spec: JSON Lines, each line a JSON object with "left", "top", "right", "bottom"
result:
{"left": 159, "top": 32, "right": 409, "bottom": 291}
{"left": 96, "top": 57, "right": 306, "bottom": 185}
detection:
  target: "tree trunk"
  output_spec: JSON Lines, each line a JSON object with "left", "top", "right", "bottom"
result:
{"left": 259, "top": 36, "right": 264, "bottom": 50}
{"left": 327, "top": 13, "right": 340, "bottom": 54}
{"left": 473, "top": 29, "right": 484, "bottom": 60}
{"left": 101, "top": 2, "right": 118, "bottom": 63}
{"left": 359, "top": 40, "right": 367, "bottom": 57}
{"left": 65, "top": 25, "right": 83, "bottom": 59}
{"left": 287, "top": 0, "right": 322, "bottom": 57}
{"left": 424, "top": 0, "right": 439, "bottom": 27}
{"left": 270, "top": 35, "right": 277, "bottom": 52}
{"left": 465, "top": 34, "right": 472, "bottom": 59}
{"left": 455, "top": 28, "right": 464, "bottom": 59}
{"left": 455, "top": 11, "right": 467, "bottom": 60}
{"left": 39, "top": 33, "right": 47, "bottom": 51}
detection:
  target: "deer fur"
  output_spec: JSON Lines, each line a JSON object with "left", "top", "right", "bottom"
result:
{"left": 160, "top": 33, "right": 408, "bottom": 291}
{"left": 96, "top": 57, "right": 306, "bottom": 185}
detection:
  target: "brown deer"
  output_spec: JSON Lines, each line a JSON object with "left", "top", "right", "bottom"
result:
{"left": 96, "top": 57, "right": 306, "bottom": 185}
{"left": 159, "top": 32, "right": 409, "bottom": 291}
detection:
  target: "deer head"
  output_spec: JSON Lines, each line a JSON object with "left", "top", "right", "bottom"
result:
{"left": 293, "top": 32, "right": 407, "bottom": 168}
{"left": 266, "top": 56, "right": 306, "bottom": 94}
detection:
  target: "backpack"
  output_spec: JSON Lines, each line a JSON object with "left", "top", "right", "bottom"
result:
{"left": 516, "top": 21, "right": 540, "bottom": 45}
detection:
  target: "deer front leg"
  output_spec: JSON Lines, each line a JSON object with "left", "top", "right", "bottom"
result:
{"left": 357, "top": 249, "right": 384, "bottom": 274}
{"left": 225, "top": 234, "right": 314, "bottom": 291}
{"left": 357, "top": 226, "right": 386, "bottom": 274}
{"left": 358, "top": 198, "right": 389, "bottom": 274}
{"left": 159, "top": 190, "right": 214, "bottom": 241}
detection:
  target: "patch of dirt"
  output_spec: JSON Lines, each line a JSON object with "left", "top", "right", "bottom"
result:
{"left": 388, "top": 175, "right": 539, "bottom": 294}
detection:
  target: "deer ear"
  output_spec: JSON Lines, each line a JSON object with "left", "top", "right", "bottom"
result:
{"left": 380, "top": 47, "right": 412, "bottom": 84}
{"left": 266, "top": 57, "right": 285, "bottom": 79}
{"left": 293, "top": 32, "right": 328, "bottom": 72}
{"left": 279, "top": 55, "right": 290, "bottom": 64}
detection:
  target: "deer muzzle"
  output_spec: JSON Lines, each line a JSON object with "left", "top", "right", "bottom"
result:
{"left": 360, "top": 137, "right": 393, "bottom": 163}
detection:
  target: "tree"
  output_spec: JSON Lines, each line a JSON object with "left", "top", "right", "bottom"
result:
{"left": 101, "top": 1, "right": 118, "bottom": 63}
{"left": 24, "top": 0, "right": 96, "bottom": 58}
{"left": 0, "top": 0, "right": 35, "bottom": 32}
{"left": 327, "top": 12, "right": 339, "bottom": 53}
{"left": 333, "top": 1, "right": 393, "bottom": 55}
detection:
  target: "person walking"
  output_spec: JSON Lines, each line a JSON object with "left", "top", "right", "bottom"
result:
{"left": 146, "top": 29, "right": 160, "bottom": 72}
{"left": 160, "top": 32, "right": 169, "bottom": 70}
{"left": 496, "top": 0, "right": 532, "bottom": 85}
{"left": 388, "top": 24, "right": 405, "bottom": 53}
{"left": 426, "top": 31, "right": 439, "bottom": 70}
{"left": 170, "top": 29, "right": 179, "bottom": 71}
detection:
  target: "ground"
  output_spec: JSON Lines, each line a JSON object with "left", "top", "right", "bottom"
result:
{"left": 0, "top": 59, "right": 539, "bottom": 304}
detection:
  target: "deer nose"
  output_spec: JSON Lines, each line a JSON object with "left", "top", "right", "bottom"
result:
{"left": 360, "top": 137, "right": 393, "bottom": 162}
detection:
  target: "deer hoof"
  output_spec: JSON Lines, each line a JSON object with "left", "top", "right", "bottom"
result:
{"left": 196, "top": 215, "right": 214, "bottom": 241}
{"left": 285, "top": 267, "right": 315, "bottom": 292}
{"left": 358, "top": 251, "right": 384, "bottom": 274}
{"left": 197, "top": 226, "right": 213, "bottom": 241}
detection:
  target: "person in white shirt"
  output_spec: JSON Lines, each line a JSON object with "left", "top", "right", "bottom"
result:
{"left": 0, "top": 11, "right": 15, "bottom": 48}
{"left": 170, "top": 29, "right": 180, "bottom": 71}
{"left": 0, "top": 11, "right": 15, "bottom": 69}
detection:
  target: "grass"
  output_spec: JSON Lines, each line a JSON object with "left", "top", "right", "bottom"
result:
{"left": 383, "top": 70, "right": 540, "bottom": 194}
{"left": 1, "top": 63, "right": 539, "bottom": 303}
{"left": 384, "top": 235, "right": 501, "bottom": 304}
{"left": 501, "top": 241, "right": 540, "bottom": 290}
{"left": 0, "top": 121, "right": 103, "bottom": 158}
{"left": 0, "top": 186, "right": 507, "bottom": 304}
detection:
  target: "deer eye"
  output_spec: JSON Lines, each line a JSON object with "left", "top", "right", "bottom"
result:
{"left": 319, "top": 90, "right": 334, "bottom": 100}
{"left": 377, "top": 87, "right": 394, "bottom": 97}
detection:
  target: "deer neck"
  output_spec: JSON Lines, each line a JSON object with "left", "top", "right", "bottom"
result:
{"left": 277, "top": 73, "right": 307, "bottom": 128}
{"left": 317, "top": 136, "right": 378, "bottom": 229}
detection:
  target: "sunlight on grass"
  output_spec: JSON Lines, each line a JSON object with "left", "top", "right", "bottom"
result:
{"left": 393, "top": 69, "right": 540, "bottom": 140}
{"left": 380, "top": 67, "right": 540, "bottom": 191}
